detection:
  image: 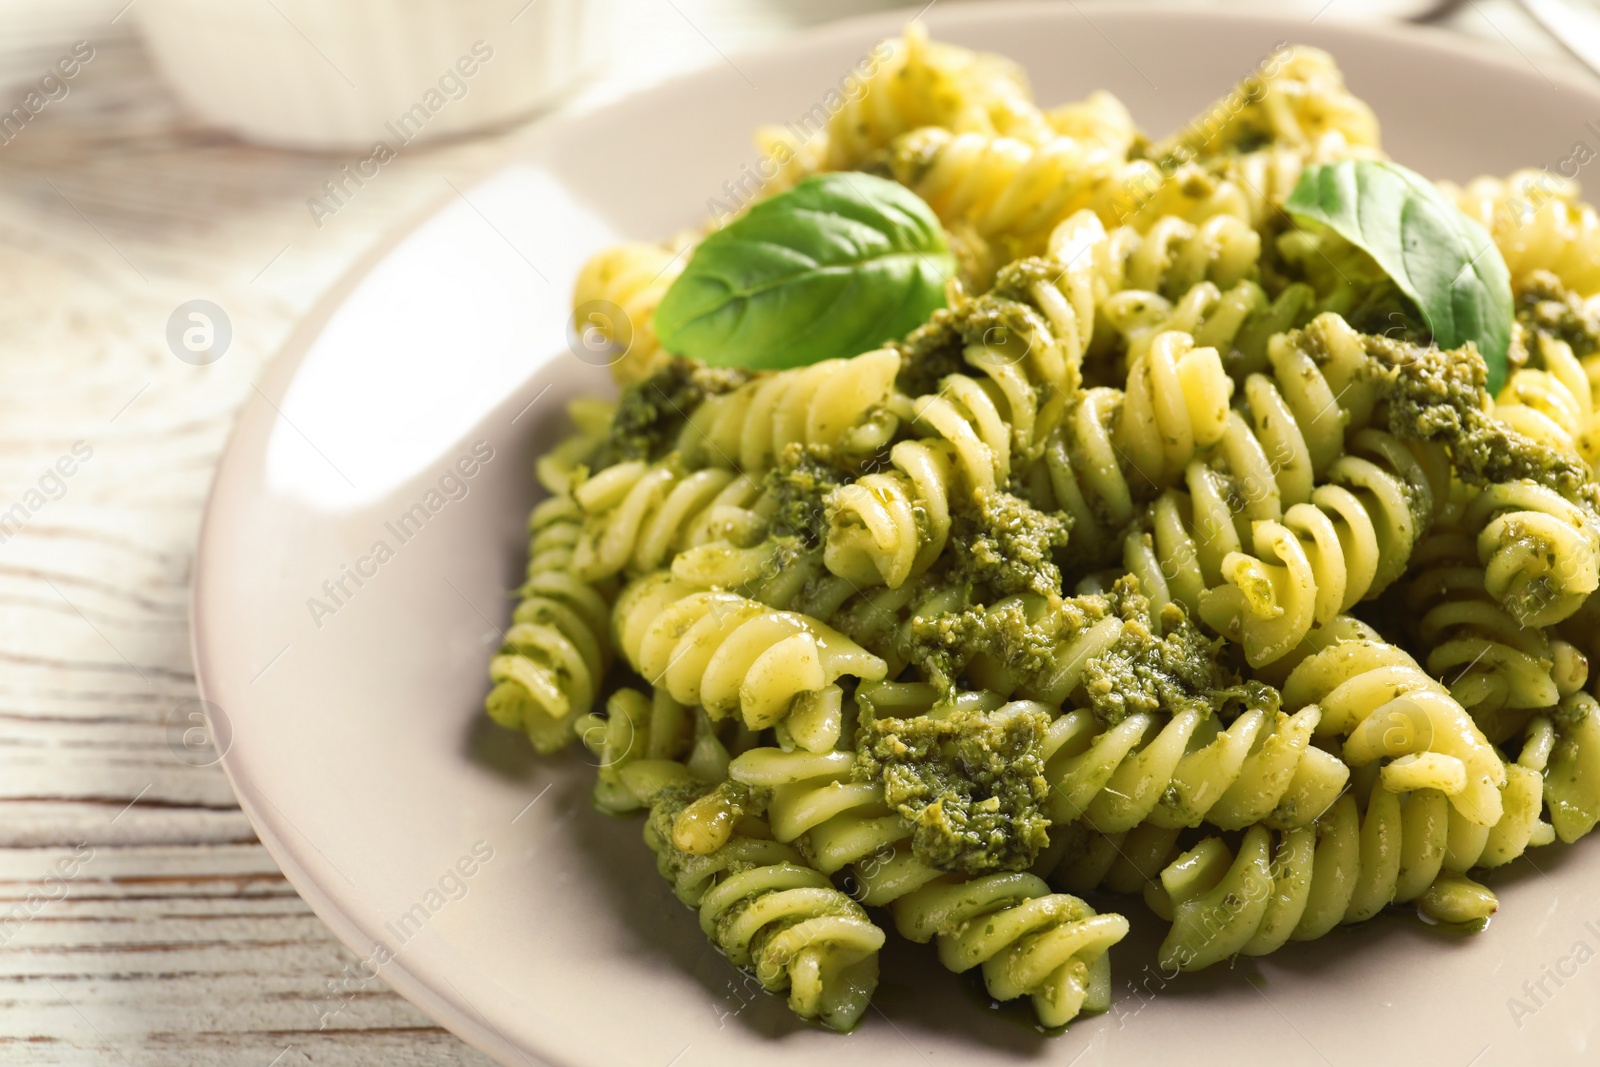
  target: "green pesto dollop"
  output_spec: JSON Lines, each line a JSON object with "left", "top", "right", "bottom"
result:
{"left": 889, "top": 304, "right": 968, "bottom": 401}
{"left": 948, "top": 489, "right": 1072, "bottom": 600}
{"left": 856, "top": 702, "right": 1051, "bottom": 876}
{"left": 1514, "top": 270, "right": 1600, "bottom": 357}
{"left": 586, "top": 357, "right": 749, "bottom": 470}
{"left": 1367, "top": 333, "right": 1600, "bottom": 511}
{"left": 908, "top": 589, "right": 1114, "bottom": 699}
{"left": 890, "top": 256, "right": 1084, "bottom": 400}
{"left": 762, "top": 445, "right": 854, "bottom": 547}
{"left": 1080, "top": 591, "right": 1235, "bottom": 725}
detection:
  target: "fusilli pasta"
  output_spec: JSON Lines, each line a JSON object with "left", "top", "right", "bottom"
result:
{"left": 1280, "top": 629, "right": 1506, "bottom": 826}
{"left": 614, "top": 573, "right": 888, "bottom": 743}
{"left": 1450, "top": 170, "right": 1600, "bottom": 296}
{"left": 645, "top": 787, "right": 885, "bottom": 1031}
{"left": 572, "top": 239, "right": 691, "bottom": 385}
{"left": 483, "top": 25, "right": 1600, "bottom": 1035}
{"left": 486, "top": 495, "right": 612, "bottom": 752}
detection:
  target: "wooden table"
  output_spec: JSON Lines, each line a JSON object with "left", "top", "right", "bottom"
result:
{"left": 0, "top": 1, "right": 1575, "bottom": 1062}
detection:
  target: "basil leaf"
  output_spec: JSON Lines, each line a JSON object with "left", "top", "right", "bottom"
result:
{"left": 655, "top": 173, "right": 956, "bottom": 371}
{"left": 1285, "top": 159, "right": 1513, "bottom": 392}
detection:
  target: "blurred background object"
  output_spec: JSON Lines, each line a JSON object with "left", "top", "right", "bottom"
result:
{"left": 134, "top": 0, "right": 612, "bottom": 149}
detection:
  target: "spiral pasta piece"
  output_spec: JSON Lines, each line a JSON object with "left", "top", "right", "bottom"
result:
{"left": 1077, "top": 312, "right": 1384, "bottom": 581}
{"left": 823, "top": 440, "right": 954, "bottom": 590}
{"left": 1149, "top": 788, "right": 1491, "bottom": 972}
{"left": 1152, "top": 713, "right": 1568, "bottom": 972}
{"left": 1028, "top": 387, "right": 1135, "bottom": 563}
{"left": 1133, "top": 421, "right": 1427, "bottom": 669}
{"left": 1120, "top": 314, "right": 1431, "bottom": 661}
{"left": 614, "top": 573, "right": 888, "bottom": 737}
{"left": 729, "top": 746, "right": 906, "bottom": 877}
{"left": 716, "top": 734, "right": 1130, "bottom": 1028}
{"left": 571, "top": 458, "right": 764, "bottom": 582}
{"left": 1514, "top": 272, "right": 1600, "bottom": 420}
{"left": 1114, "top": 330, "right": 1237, "bottom": 487}
{"left": 1280, "top": 631, "right": 1506, "bottom": 825}
{"left": 1405, "top": 525, "right": 1575, "bottom": 739}
{"left": 679, "top": 347, "right": 902, "bottom": 473}
{"left": 1103, "top": 49, "right": 1379, "bottom": 233}
{"left": 1464, "top": 478, "right": 1600, "bottom": 627}
{"left": 1094, "top": 214, "right": 1263, "bottom": 303}
{"left": 980, "top": 211, "right": 1264, "bottom": 364}
{"left": 887, "top": 125, "right": 1123, "bottom": 263}
{"left": 1095, "top": 158, "right": 1248, "bottom": 233}
{"left": 889, "top": 256, "right": 1229, "bottom": 572}
{"left": 645, "top": 790, "right": 885, "bottom": 1031}
{"left": 1047, "top": 821, "right": 1187, "bottom": 898}
{"left": 956, "top": 216, "right": 1106, "bottom": 440}
{"left": 892, "top": 873, "right": 1129, "bottom": 1028}
{"left": 1153, "top": 46, "right": 1380, "bottom": 165}
{"left": 1203, "top": 142, "right": 1319, "bottom": 228}
{"left": 1546, "top": 690, "right": 1600, "bottom": 843}
{"left": 533, "top": 398, "right": 614, "bottom": 495}
{"left": 892, "top": 216, "right": 1111, "bottom": 498}
{"left": 1495, "top": 331, "right": 1600, "bottom": 467}
{"left": 908, "top": 381, "right": 1018, "bottom": 498}
{"left": 572, "top": 239, "right": 691, "bottom": 385}
{"left": 1097, "top": 276, "right": 1315, "bottom": 371}
{"left": 1209, "top": 311, "right": 1386, "bottom": 513}
{"left": 485, "top": 496, "right": 612, "bottom": 752}
{"left": 755, "top": 22, "right": 1058, "bottom": 186}
{"left": 1024, "top": 329, "right": 1233, "bottom": 565}
{"left": 575, "top": 686, "right": 695, "bottom": 814}
{"left": 1045, "top": 90, "right": 1139, "bottom": 155}
{"left": 1104, "top": 45, "right": 1379, "bottom": 231}
{"left": 1449, "top": 170, "right": 1600, "bottom": 295}
{"left": 1040, "top": 697, "right": 1350, "bottom": 836}
{"left": 729, "top": 738, "right": 1130, "bottom": 1029}
{"left": 1099, "top": 138, "right": 1338, "bottom": 236}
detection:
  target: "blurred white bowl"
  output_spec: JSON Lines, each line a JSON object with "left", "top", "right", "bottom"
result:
{"left": 134, "top": 0, "right": 609, "bottom": 150}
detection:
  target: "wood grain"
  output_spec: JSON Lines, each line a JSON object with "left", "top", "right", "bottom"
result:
{"left": 0, "top": 1, "right": 1567, "bottom": 1063}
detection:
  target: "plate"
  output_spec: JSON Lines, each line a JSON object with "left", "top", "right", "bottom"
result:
{"left": 192, "top": 5, "right": 1600, "bottom": 1065}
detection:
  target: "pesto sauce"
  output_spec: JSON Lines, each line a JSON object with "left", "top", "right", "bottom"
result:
{"left": 585, "top": 358, "right": 750, "bottom": 470}
{"left": 856, "top": 702, "right": 1052, "bottom": 875}
{"left": 908, "top": 589, "right": 1110, "bottom": 699}
{"left": 1080, "top": 594, "right": 1236, "bottom": 726}
{"left": 1515, "top": 270, "right": 1600, "bottom": 358}
{"left": 947, "top": 489, "right": 1072, "bottom": 601}
{"left": 763, "top": 447, "right": 855, "bottom": 547}
{"left": 890, "top": 305, "right": 969, "bottom": 401}
{"left": 1367, "top": 333, "right": 1600, "bottom": 513}
{"left": 890, "top": 256, "right": 1084, "bottom": 400}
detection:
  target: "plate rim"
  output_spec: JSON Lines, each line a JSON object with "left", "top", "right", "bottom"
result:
{"left": 189, "top": 5, "right": 1600, "bottom": 1065}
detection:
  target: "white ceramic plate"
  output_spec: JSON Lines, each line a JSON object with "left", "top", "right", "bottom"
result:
{"left": 193, "top": 5, "right": 1600, "bottom": 1065}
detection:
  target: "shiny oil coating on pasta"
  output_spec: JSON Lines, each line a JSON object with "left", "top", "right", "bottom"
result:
{"left": 481, "top": 26, "right": 1600, "bottom": 1036}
